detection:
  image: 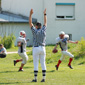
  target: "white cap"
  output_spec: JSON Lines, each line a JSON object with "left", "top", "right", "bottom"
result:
{"left": 59, "top": 31, "right": 65, "bottom": 35}
{"left": 19, "top": 31, "right": 26, "bottom": 36}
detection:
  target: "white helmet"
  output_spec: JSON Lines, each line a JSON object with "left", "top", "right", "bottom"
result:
{"left": 19, "top": 31, "right": 26, "bottom": 37}
{"left": 59, "top": 31, "right": 65, "bottom": 35}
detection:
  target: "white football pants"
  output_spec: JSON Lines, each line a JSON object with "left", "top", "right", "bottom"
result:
{"left": 18, "top": 52, "right": 28, "bottom": 64}
{"left": 60, "top": 51, "right": 74, "bottom": 61}
{"left": 33, "top": 46, "right": 46, "bottom": 71}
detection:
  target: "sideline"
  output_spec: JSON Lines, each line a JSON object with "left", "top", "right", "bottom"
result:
{"left": 7, "top": 52, "right": 17, "bottom": 54}
{"left": 7, "top": 50, "right": 30, "bottom": 54}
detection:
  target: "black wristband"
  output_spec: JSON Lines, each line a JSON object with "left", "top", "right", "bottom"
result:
{"left": 44, "top": 14, "right": 47, "bottom": 16}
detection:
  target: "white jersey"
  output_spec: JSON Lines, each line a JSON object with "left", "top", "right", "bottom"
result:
{"left": 56, "top": 34, "right": 69, "bottom": 51}
{"left": 0, "top": 47, "right": 7, "bottom": 54}
{"left": 17, "top": 37, "right": 27, "bottom": 53}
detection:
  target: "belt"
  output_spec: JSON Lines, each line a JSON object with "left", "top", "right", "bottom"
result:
{"left": 34, "top": 45, "right": 45, "bottom": 47}
{"left": 34, "top": 46, "right": 39, "bottom": 47}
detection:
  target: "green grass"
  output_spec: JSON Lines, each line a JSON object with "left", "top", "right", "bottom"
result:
{"left": 7, "top": 47, "right": 31, "bottom": 52}
{"left": 0, "top": 45, "right": 85, "bottom": 85}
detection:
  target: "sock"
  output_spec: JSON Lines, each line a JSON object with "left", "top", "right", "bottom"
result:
{"left": 34, "top": 71, "right": 38, "bottom": 80}
{"left": 42, "top": 70, "right": 46, "bottom": 80}
{"left": 57, "top": 60, "right": 62, "bottom": 67}
{"left": 68, "top": 58, "right": 73, "bottom": 66}
{"left": 19, "top": 67, "right": 22, "bottom": 70}
{"left": 16, "top": 60, "right": 20, "bottom": 62}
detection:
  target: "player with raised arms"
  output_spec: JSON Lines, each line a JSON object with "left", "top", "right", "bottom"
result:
{"left": 29, "top": 8, "right": 47, "bottom": 82}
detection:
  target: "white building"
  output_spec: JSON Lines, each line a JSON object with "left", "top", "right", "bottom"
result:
{"left": 0, "top": 0, "right": 85, "bottom": 45}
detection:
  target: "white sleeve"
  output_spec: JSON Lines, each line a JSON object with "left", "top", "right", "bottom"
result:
{"left": 65, "top": 34, "right": 69, "bottom": 40}
{"left": 56, "top": 37, "right": 60, "bottom": 44}
{"left": 17, "top": 37, "right": 23, "bottom": 42}
{"left": 3, "top": 47, "right": 7, "bottom": 54}
{"left": 23, "top": 38, "right": 26, "bottom": 44}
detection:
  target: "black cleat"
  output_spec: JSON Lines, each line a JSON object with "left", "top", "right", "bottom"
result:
{"left": 68, "top": 64, "right": 73, "bottom": 69}
{"left": 41, "top": 79, "right": 45, "bottom": 82}
{"left": 55, "top": 65, "right": 58, "bottom": 70}
{"left": 14, "top": 60, "right": 17, "bottom": 66}
{"left": 18, "top": 69, "right": 24, "bottom": 72}
{"left": 32, "top": 79, "right": 37, "bottom": 82}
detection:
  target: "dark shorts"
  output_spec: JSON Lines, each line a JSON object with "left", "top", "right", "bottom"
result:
{"left": 0, "top": 54, "right": 6, "bottom": 58}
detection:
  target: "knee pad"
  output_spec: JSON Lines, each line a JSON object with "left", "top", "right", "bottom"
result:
{"left": 70, "top": 55, "right": 74, "bottom": 58}
{"left": 22, "top": 57, "right": 28, "bottom": 64}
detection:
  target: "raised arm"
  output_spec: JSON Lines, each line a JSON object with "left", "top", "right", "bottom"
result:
{"left": 44, "top": 8, "right": 47, "bottom": 26}
{"left": 29, "top": 9, "right": 34, "bottom": 28}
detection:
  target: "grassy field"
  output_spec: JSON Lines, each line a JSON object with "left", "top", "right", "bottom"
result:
{"left": 0, "top": 45, "right": 85, "bottom": 85}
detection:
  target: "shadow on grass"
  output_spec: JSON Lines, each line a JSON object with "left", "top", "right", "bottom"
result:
{"left": 47, "top": 70, "right": 55, "bottom": 73}
{"left": 47, "top": 70, "right": 65, "bottom": 73}
{"left": 0, "top": 81, "right": 32, "bottom": 85}
{"left": 0, "top": 82, "right": 20, "bottom": 85}
{"left": 78, "top": 61, "right": 85, "bottom": 65}
{"left": 14, "top": 66, "right": 32, "bottom": 69}
{"left": 30, "top": 70, "right": 56, "bottom": 73}
{"left": 0, "top": 71, "right": 16, "bottom": 73}
{"left": 24, "top": 66, "right": 33, "bottom": 69}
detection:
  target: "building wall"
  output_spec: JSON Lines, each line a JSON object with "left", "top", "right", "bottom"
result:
{"left": 44, "top": 0, "right": 85, "bottom": 44}
{"left": 1, "top": 0, "right": 44, "bottom": 23}
{"left": 0, "top": 23, "right": 33, "bottom": 46}
{"left": 1, "top": 0, "right": 85, "bottom": 45}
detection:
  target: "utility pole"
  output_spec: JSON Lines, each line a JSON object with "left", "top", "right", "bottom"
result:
{"left": 0, "top": 0, "right": 2, "bottom": 13}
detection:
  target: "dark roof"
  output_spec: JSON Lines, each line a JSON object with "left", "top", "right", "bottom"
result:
{"left": 0, "top": 11, "right": 37, "bottom": 23}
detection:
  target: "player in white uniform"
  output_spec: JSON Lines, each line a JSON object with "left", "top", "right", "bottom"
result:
{"left": 0, "top": 44, "right": 7, "bottom": 58}
{"left": 53, "top": 31, "right": 78, "bottom": 70}
{"left": 13, "top": 31, "right": 28, "bottom": 71}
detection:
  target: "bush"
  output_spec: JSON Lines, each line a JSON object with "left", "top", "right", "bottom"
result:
{"left": 0, "top": 34, "right": 16, "bottom": 49}
{"left": 73, "top": 37, "right": 85, "bottom": 59}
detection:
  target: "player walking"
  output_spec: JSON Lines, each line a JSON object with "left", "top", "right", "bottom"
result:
{"left": 53, "top": 31, "right": 78, "bottom": 70}
{"left": 29, "top": 9, "right": 47, "bottom": 82}
{"left": 14, "top": 31, "right": 29, "bottom": 71}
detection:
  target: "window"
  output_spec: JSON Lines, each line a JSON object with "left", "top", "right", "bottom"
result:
{"left": 68, "top": 34, "right": 72, "bottom": 40}
{"left": 56, "top": 3, "right": 75, "bottom": 20}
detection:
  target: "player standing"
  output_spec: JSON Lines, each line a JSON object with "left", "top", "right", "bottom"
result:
{"left": 53, "top": 31, "right": 78, "bottom": 70}
{"left": 13, "top": 31, "right": 29, "bottom": 71}
{"left": 29, "top": 9, "right": 47, "bottom": 82}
